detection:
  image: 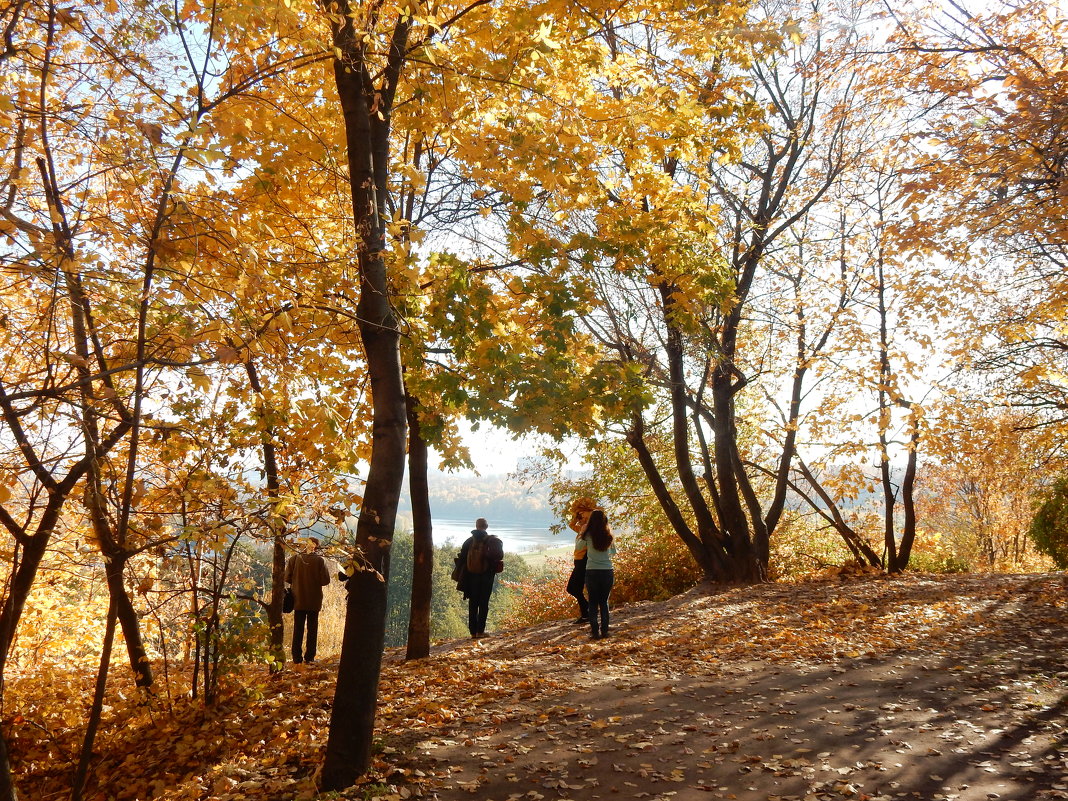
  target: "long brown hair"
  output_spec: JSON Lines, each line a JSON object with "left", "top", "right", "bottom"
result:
{"left": 582, "top": 509, "right": 613, "bottom": 552}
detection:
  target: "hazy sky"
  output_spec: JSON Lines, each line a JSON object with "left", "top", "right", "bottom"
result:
{"left": 429, "top": 422, "right": 585, "bottom": 476}
{"left": 428, "top": 423, "right": 537, "bottom": 475}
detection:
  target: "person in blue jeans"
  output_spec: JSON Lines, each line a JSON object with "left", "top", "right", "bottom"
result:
{"left": 581, "top": 510, "right": 616, "bottom": 640}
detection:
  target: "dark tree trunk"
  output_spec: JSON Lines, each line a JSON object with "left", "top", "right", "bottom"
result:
{"left": 72, "top": 597, "right": 117, "bottom": 801}
{"left": 659, "top": 286, "right": 725, "bottom": 553}
{"left": 244, "top": 358, "right": 287, "bottom": 666}
{"left": 889, "top": 425, "right": 920, "bottom": 573}
{"left": 876, "top": 236, "right": 899, "bottom": 572}
{"left": 627, "top": 412, "right": 722, "bottom": 578}
{"left": 83, "top": 472, "right": 154, "bottom": 689}
{"left": 405, "top": 393, "right": 433, "bottom": 660}
{"left": 321, "top": 313, "right": 405, "bottom": 786}
{"left": 640, "top": 277, "right": 764, "bottom": 584}
{"left": 101, "top": 549, "right": 153, "bottom": 687}
{"left": 321, "top": 8, "right": 411, "bottom": 790}
{"left": 710, "top": 368, "right": 764, "bottom": 583}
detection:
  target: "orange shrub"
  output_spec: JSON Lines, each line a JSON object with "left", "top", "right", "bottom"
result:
{"left": 611, "top": 527, "right": 703, "bottom": 603}
{"left": 500, "top": 556, "right": 575, "bottom": 629}
{"left": 501, "top": 527, "right": 702, "bottom": 629}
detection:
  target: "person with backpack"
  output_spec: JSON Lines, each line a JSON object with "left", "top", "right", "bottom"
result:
{"left": 581, "top": 509, "right": 616, "bottom": 640}
{"left": 457, "top": 518, "right": 504, "bottom": 640}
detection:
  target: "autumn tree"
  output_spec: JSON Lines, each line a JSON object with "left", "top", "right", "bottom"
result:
{"left": 887, "top": 0, "right": 1068, "bottom": 447}
{"left": 0, "top": 0, "right": 326, "bottom": 794}
{"left": 916, "top": 409, "right": 1056, "bottom": 570}
{"left": 480, "top": 0, "right": 906, "bottom": 582}
{"left": 317, "top": 0, "right": 680, "bottom": 781}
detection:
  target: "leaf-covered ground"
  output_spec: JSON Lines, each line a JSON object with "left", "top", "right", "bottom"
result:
{"left": 17, "top": 572, "right": 1068, "bottom": 801}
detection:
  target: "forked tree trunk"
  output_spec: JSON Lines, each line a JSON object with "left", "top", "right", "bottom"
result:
{"left": 83, "top": 475, "right": 154, "bottom": 688}
{"left": 630, "top": 277, "right": 764, "bottom": 584}
{"left": 101, "top": 549, "right": 154, "bottom": 687}
{"left": 320, "top": 8, "right": 411, "bottom": 790}
{"left": 888, "top": 425, "right": 920, "bottom": 573}
{"left": 874, "top": 214, "right": 921, "bottom": 575}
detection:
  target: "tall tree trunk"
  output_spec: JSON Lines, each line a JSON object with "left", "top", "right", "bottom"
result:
{"left": 875, "top": 228, "right": 899, "bottom": 571}
{"left": 658, "top": 285, "right": 725, "bottom": 556}
{"left": 322, "top": 307, "right": 405, "bottom": 786}
{"left": 244, "top": 358, "right": 287, "bottom": 666}
{"left": 405, "top": 393, "right": 433, "bottom": 660}
{"left": 650, "top": 278, "right": 764, "bottom": 584}
{"left": 63, "top": 191, "right": 154, "bottom": 689}
{"left": 710, "top": 252, "right": 765, "bottom": 584}
{"left": 321, "top": 9, "right": 411, "bottom": 790}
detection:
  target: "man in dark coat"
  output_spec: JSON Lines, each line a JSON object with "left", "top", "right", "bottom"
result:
{"left": 457, "top": 518, "right": 502, "bottom": 640}
{"left": 284, "top": 537, "right": 331, "bottom": 664}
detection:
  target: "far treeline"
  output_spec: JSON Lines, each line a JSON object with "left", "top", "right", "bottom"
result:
{"left": 1, "top": 0, "right": 1066, "bottom": 796}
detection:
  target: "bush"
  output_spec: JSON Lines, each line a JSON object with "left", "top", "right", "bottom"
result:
{"left": 767, "top": 516, "right": 857, "bottom": 581}
{"left": 501, "top": 526, "right": 702, "bottom": 629}
{"left": 906, "top": 529, "right": 972, "bottom": 573}
{"left": 1029, "top": 476, "right": 1068, "bottom": 569}
{"left": 500, "top": 557, "right": 575, "bottom": 629}
{"left": 611, "top": 527, "right": 703, "bottom": 603}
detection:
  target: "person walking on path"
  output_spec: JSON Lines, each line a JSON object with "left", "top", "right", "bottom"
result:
{"left": 566, "top": 497, "right": 597, "bottom": 625}
{"left": 284, "top": 537, "right": 331, "bottom": 664}
{"left": 457, "top": 518, "right": 504, "bottom": 640}
{"left": 582, "top": 510, "right": 616, "bottom": 640}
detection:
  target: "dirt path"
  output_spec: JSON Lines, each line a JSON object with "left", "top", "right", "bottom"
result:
{"left": 26, "top": 572, "right": 1065, "bottom": 801}
{"left": 380, "top": 573, "right": 1068, "bottom": 801}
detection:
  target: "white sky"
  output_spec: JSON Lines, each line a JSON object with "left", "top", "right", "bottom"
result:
{"left": 428, "top": 422, "right": 587, "bottom": 476}
{"left": 428, "top": 423, "right": 539, "bottom": 475}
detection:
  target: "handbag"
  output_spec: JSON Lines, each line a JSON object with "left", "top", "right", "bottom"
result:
{"left": 283, "top": 587, "right": 294, "bottom": 614}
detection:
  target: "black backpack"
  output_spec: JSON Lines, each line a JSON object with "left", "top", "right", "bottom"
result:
{"left": 485, "top": 535, "right": 504, "bottom": 574}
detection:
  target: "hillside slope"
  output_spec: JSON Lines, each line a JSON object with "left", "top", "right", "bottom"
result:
{"left": 20, "top": 573, "right": 1068, "bottom": 801}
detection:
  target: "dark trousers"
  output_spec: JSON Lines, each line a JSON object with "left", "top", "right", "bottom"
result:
{"left": 292, "top": 609, "right": 320, "bottom": 663}
{"left": 467, "top": 572, "right": 495, "bottom": 636}
{"left": 566, "top": 559, "right": 589, "bottom": 618}
{"left": 585, "top": 569, "right": 614, "bottom": 637}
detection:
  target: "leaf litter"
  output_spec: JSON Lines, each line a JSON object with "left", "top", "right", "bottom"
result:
{"left": 13, "top": 572, "right": 1068, "bottom": 801}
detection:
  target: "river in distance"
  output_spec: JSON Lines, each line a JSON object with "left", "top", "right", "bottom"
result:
{"left": 406, "top": 517, "right": 572, "bottom": 554}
